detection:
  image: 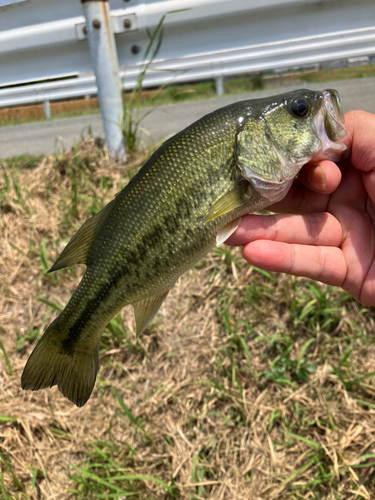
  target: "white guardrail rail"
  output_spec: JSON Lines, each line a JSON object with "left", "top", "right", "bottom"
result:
{"left": 0, "top": 0, "right": 374, "bottom": 108}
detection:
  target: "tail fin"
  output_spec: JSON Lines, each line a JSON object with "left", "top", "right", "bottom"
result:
{"left": 21, "top": 320, "right": 99, "bottom": 407}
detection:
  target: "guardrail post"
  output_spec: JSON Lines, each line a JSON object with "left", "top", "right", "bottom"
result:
{"left": 43, "top": 99, "right": 51, "bottom": 119}
{"left": 215, "top": 76, "right": 224, "bottom": 96}
{"left": 81, "top": 0, "right": 126, "bottom": 161}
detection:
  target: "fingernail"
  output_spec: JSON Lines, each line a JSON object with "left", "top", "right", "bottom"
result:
{"left": 308, "top": 166, "right": 326, "bottom": 191}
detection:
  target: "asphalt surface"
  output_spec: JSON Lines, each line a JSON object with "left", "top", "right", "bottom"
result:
{"left": 1, "top": 77, "right": 374, "bottom": 160}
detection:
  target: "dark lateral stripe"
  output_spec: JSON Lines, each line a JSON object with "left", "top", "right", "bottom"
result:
{"left": 62, "top": 182, "right": 224, "bottom": 352}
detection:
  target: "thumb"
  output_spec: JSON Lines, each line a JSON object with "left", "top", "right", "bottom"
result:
{"left": 345, "top": 111, "right": 375, "bottom": 172}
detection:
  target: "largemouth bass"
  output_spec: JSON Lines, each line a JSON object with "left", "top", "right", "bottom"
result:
{"left": 21, "top": 89, "right": 347, "bottom": 406}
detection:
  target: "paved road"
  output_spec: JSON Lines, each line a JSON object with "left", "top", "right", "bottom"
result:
{"left": 1, "top": 77, "right": 374, "bottom": 159}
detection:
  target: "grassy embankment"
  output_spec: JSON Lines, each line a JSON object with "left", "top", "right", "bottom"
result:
{"left": 1, "top": 137, "right": 375, "bottom": 499}
{"left": 1, "top": 63, "right": 375, "bottom": 126}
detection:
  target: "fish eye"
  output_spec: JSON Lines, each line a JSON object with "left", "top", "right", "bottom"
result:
{"left": 291, "top": 99, "right": 310, "bottom": 117}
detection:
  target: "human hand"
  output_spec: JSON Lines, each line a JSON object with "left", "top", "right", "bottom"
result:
{"left": 226, "top": 110, "right": 375, "bottom": 306}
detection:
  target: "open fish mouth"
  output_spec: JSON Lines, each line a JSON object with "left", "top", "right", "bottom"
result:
{"left": 312, "top": 89, "right": 348, "bottom": 162}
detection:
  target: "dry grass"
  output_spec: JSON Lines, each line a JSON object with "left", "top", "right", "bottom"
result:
{"left": 1, "top": 140, "right": 375, "bottom": 499}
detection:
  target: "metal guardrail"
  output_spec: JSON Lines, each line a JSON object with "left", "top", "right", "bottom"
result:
{"left": 0, "top": 0, "right": 374, "bottom": 109}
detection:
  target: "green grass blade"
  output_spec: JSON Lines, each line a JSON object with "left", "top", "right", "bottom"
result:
{"left": 0, "top": 340, "right": 13, "bottom": 376}
{"left": 103, "top": 474, "right": 170, "bottom": 490}
{"left": 283, "top": 431, "right": 321, "bottom": 450}
{"left": 112, "top": 387, "right": 153, "bottom": 443}
{"left": 69, "top": 464, "right": 124, "bottom": 493}
{"left": 0, "top": 416, "right": 17, "bottom": 422}
{"left": 296, "top": 338, "right": 315, "bottom": 372}
{"left": 282, "top": 457, "right": 315, "bottom": 486}
{"left": 0, "top": 471, "right": 13, "bottom": 500}
{"left": 350, "top": 370, "right": 375, "bottom": 385}
{"left": 37, "top": 297, "right": 64, "bottom": 312}
{"left": 0, "top": 452, "right": 23, "bottom": 492}
{"left": 355, "top": 398, "right": 375, "bottom": 410}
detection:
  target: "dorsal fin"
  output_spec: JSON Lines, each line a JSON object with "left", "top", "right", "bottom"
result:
{"left": 48, "top": 200, "right": 114, "bottom": 273}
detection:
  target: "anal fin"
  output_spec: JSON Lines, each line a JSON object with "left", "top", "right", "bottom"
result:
{"left": 133, "top": 289, "right": 171, "bottom": 339}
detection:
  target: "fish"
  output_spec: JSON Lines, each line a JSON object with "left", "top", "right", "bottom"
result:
{"left": 21, "top": 88, "right": 348, "bottom": 407}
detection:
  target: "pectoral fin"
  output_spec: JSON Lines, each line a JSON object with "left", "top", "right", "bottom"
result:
{"left": 48, "top": 199, "right": 114, "bottom": 272}
{"left": 133, "top": 289, "right": 171, "bottom": 339}
{"left": 200, "top": 184, "right": 247, "bottom": 225}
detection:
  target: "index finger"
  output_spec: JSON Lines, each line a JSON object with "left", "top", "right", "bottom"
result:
{"left": 268, "top": 158, "right": 343, "bottom": 214}
{"left": 265, "top": 176, "right": 331, "bottom": 214}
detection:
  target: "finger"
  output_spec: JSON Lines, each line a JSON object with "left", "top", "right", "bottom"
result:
{"left": 242, "top": 240, "right": 347, "bottom": 287}
{"left": 266, "top": 180, "right": 331, "bottom": 214}
{"left": 298, "top": 160, "right": 342, "bottom": 194}
{"left": 268, "top": 160, "right": 342, "bottom": 214}
{"left": 344, "top": 110, "right": 375, "bottom": 171}
{"left": 226, "top": 212, "right": 343, "bottom": 247}
{"left": 363, "top": 170, "right": 375, "bottom": 207}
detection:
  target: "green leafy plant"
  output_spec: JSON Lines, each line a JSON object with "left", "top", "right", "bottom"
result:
{"left": 122, "top": 10, "right": 189, "bottom": 153}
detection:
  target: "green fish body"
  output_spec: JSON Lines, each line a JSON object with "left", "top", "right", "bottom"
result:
{"left": 22, "top": 89, "right": 347, "bottom": 406}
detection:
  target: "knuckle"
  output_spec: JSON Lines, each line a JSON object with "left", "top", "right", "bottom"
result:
{"left": 287, "top": 244, "right": 296, "bottom": 274}
{"left": 316, "top": 246, "right": 326, "bottom": 278}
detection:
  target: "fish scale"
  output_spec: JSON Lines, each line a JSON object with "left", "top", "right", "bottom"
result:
{"left": 21, "top": 89, "right": 348, "bottom": 406}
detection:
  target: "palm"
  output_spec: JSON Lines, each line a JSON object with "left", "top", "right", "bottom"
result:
{"left": 326, "top": 161, "right": 375, "bottom": 304}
